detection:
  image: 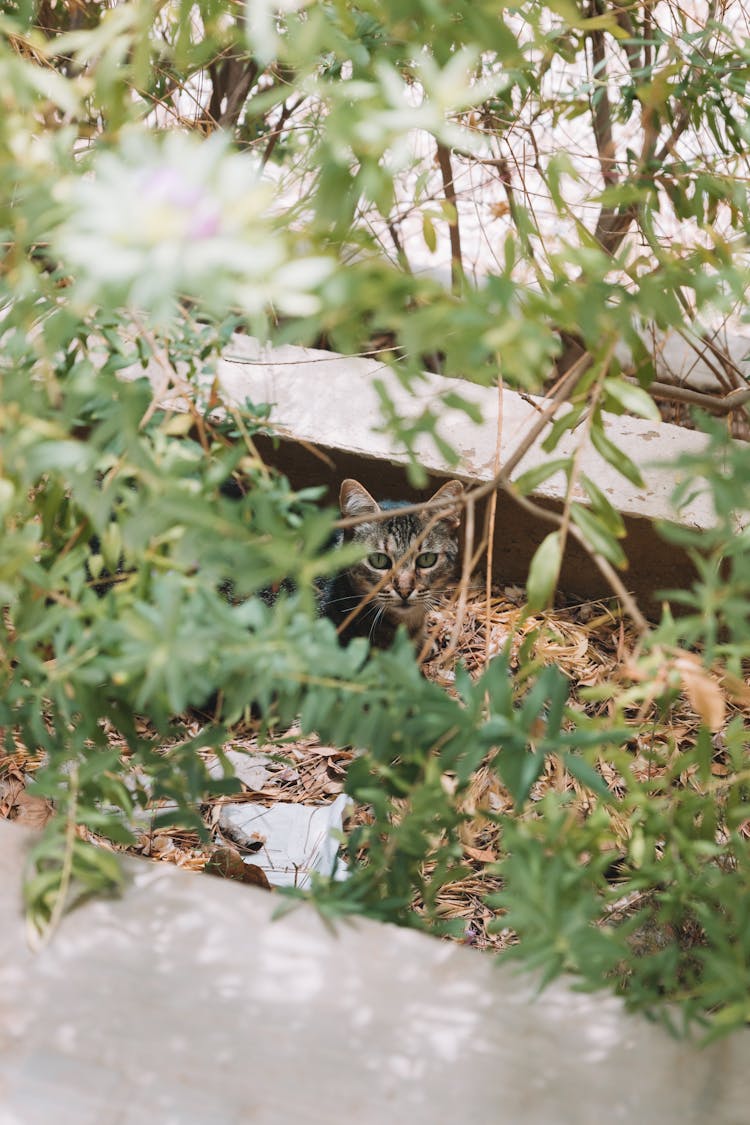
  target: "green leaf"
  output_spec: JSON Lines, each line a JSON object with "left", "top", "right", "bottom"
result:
{"left": 590, "top": 420, "right": 644, "bottom": 487}
{"left": 560, "top": 753, "right": 612, "bottom": 799}
{"left": 526, "top": 531, "right": 562, "bottom": 611}
{"left": 570, "top": 503, "right": 627, "bottom": 568}
{"left": 542, "top": 405, "right": 586, "bottom": 453}
{"left": 513, "top": 457, "right": 569, "bottom": 496}
{"left": 496, "top": 743, "right": 547, "bottom": 809}
{"left": 603, "top": 378, "right": 661, "bottom": 422}
{"left": 547, "top": 152, "right": 578, "bottom": 212}
{"left": 422, "top": 212, "right": 437, "bottom": 253}
{"left": 441, "top": 391, "right": 483, "bottom": 424}
{"left": 580, "top": 474, "right": 625, "bottom": 537}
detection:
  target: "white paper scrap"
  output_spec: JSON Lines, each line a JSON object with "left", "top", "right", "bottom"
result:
{"left": 219, "top": 794, "right": 351, "bottom": 888}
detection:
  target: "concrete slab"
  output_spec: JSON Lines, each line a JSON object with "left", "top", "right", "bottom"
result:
{"left": 116, "top": 332, "right": 727, "bottom": 607}
{"left": 215, "top": 334, "right": 712, "bottom": 529}
{"left": 1, "top": 819, "right": 749, "bottom": 1125}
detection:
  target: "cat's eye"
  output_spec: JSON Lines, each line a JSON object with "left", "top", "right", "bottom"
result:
{"left": 416, "top": 551, "right": 438, "bottom": 568}
{"left": 367, "top": 552, "right": 391, "bottom": 570}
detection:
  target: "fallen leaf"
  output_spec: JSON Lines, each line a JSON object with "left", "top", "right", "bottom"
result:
{"left": 11, "top": 790, "right": 54, "bottom": 829}
{"left": 204, "top": 846, "right": 272, "bottom": 889}
{"left": 675, "top": 655, "right": 726, "bottom": 731}
{"left": 464, "top": 845, "right": 497, "bottom": 863}
{"left": 276, "top": 767, "right": 300, "bottom": 782}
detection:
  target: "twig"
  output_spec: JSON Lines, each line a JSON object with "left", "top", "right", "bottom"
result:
{"left": 261, "top": 95, "right": 305, "bottom": 166}
{"left": 441, "top": 493, "right": 475, "bottom": 663}
{"left": 386, "top": 219, "right": 413, "bottom": 275}
{"left": 435, "top": 141, "right": 463, "bottom": 291}
{"left": 334, "top": 353, "right": 592, "bottom": 532}
{"left": 631, "top": 377, "right": 750, "bottom": 416}
{"left": 485, "top": 378, "right": 504, "bottom": 664}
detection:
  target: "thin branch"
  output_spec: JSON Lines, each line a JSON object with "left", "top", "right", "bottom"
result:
{"left": 485, "top": 378, "right": 504, "bottom": 664}
{"left": 386, "top": 219, "right": 413, "bottom": 275}
{"left": 440, "top": 494, "right": 476, "bottom": 663}
{"left": 676, "top": 327, "right": 746, "bottom": 395}
{"left": 633, "top": 377, "right": 750, "bottom": 416}
{"left": 587, "top": 6, "right": 621, "bottom": 249}
{"left": 261, "top": 94, "right": 305, "bottom": 166}
{"left": 435, "top": 141, "right": 463, "bottom": 291}
{"left": 611, "top": 2, "right": 641, "bottom": 75}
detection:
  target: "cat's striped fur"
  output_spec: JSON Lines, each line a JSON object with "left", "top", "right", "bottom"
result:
{"left": 320, "top": 478, "right": 463, "bottom": 650}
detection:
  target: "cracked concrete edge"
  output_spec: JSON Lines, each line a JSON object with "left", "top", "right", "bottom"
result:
{"left": 2, "top": 818, "right": 750, "bottom": 1125}
{"left": 110, "top": 331, "right": 718, "bottom": 529}
{"left": 110, "top": 331, "right": 736, "bottom": 604}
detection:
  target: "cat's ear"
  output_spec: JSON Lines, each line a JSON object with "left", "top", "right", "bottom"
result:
{"left": 429, "top": 480, "right": 464, "bottom": 527}
{"left": 340, "top": 479, "right": 381, "bottom": 518}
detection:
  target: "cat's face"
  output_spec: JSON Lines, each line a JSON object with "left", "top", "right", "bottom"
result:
{"left": 339, "top": 479, "right": 463, "bottom": 624}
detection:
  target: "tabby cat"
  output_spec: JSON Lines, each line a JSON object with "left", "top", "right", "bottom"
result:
{"left": 320, "top": 478, "right": 464, "bottom": 651}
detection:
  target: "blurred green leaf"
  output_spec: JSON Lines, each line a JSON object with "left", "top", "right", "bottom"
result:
{"left": 590, "top": 418, "right": 645, "bottom": 487}
{"left": 570, "top": 502, "right": 627, "bottom": 568}
{"left": 514, "top": 457, "right": 569, "bottom": 496}
{"left": 526, "top": 531, "right": 562, "bottom": 611}
{"left": 603, "top": 378, "right": 661, "bottom": 422}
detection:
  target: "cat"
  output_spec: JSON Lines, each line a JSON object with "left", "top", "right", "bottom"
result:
{"left": 319, "top": 478, "right": 464, "bottom": 651}
{"left": 193, "top": 477, "right": 463, "bottom": 719}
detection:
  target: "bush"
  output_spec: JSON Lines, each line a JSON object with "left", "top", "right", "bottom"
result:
{"left": 2, "top": 1, "right": 750, "bottom": 1037}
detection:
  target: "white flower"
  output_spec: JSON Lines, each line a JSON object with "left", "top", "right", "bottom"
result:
{"left": 55, "top": 130, "right": 331, "bottom": 321}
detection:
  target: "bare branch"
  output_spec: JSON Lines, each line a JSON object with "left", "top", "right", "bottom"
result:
{"left": 634, "top": 378, "right": 750, "bottom": 416}
{"left": 435, "top": 141, "right": 463, "bottom": 291}
{"left": 207, "top": 56, "right": 259, "bottom": 130}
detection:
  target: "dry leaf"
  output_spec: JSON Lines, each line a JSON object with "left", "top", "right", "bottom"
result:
{"left": 464, "top": 845, "right": 497, "bottom": 863}
{"left": 241, "top": 862, "right": 273, "bottom": 889}
{"left": 204, "top": 846, "right": 272, "bottom": 889}
{"left": 721, "top": 672, "right": 750, "bottom": 707}
{"left": 11, "top": 790, "right": 54, "bottom": 829}
{"left": 675, "top": 655, "right": 726, "bottom": 731}
{"left": 149, "top": 835, "right": 178, "bottom": 858}
{"left": 276, "top": 766, "right": 300, "bottom": 782}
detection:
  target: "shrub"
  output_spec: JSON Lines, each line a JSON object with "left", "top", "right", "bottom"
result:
{"left": 2, "top": 1, "right": 750, "bottom": 1036}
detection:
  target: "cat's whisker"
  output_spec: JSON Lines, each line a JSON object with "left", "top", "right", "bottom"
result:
{"left": 322, "top": 594, "right": 372, "bottom": 608}
{"left": 368, "top": 606, "right": 386, "bottom": 644}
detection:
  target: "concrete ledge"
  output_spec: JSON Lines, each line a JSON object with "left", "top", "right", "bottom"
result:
{"left": 2, "top": 819, "right": 750, "bottom": 1124}
{"left": 119, "top": 333, "right": 723, "bottom": 607}
{"left": 216, "top": 336, "right": 711, "bottom": 526}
